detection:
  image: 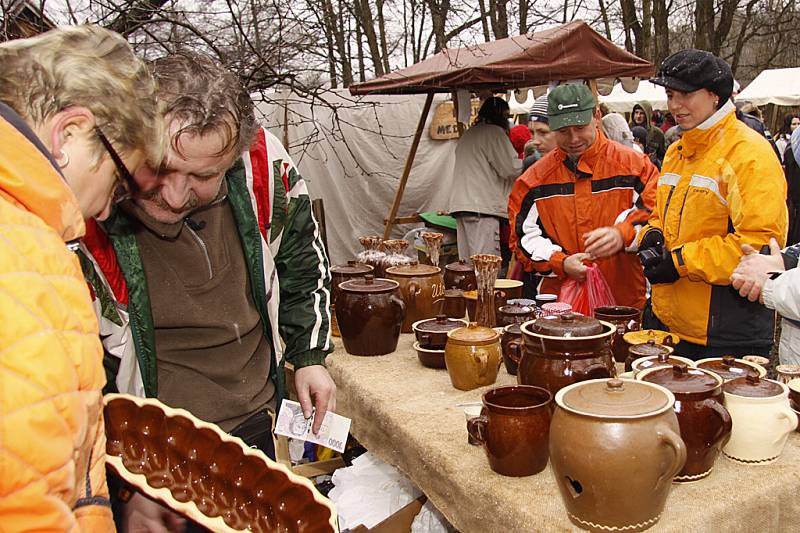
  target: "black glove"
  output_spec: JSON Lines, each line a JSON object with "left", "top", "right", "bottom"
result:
{"left": 639, "top": 228, "right": 664, "bottom": 251}
{"left": 643, "top": 249, "right": 680, "bottom": 285}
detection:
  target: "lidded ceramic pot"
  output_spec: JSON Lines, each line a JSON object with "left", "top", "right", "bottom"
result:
{"left": 593, "top": 306, "right": 641, "bottom": 363}
{"left": 386, "top": 262, "right": 445, "bottom": 333}
{"left": 496, "top": 302, "right": 537, "bottom": 327}
{"left": 696, "top": 355, "right": 767, "bottom": 383}
{"left": 638, "top": 364, "right": 731, "bottom": 482}
{"left": 518, "top": 314, "right": 615, "bottom": 397}
{"left": 445, "top": 323, "right": 502, "bottom": 391}
{"left": 629, "top": 345, "right": 694, "bottom": 376}
{"left": 335, "top": 275, "right": 405, "bottom": 356}
{"left": 625, "top": 339, "right": 675, "bottom": 372}
{"left": 330, "top": 261, "right": 374, "bottom": 337}
{"left": 622, "top": 329, "right": 677, "bottom": 360}
{"left": 550, "top": 378, "right": 685, "bottom": 533}
{"left": 443, "top": 259, "right": 476, "bottom": 291}
{"left": 721, "top": 375, "right": 798, "bottom": 465}
{"left": 412, "top": 315, "right": 468, "bottom": 350}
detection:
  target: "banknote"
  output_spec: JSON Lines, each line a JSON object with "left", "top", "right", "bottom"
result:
{"left": 274, "top": 400, "right": 351, "bottom": 453}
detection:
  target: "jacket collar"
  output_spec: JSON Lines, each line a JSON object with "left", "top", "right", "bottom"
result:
{"left": 677, "top": 100, "right": 737, "bottom": 157}
{"left": 555, "top": 127, "right": 609, "bottom": 177}
{"left": 0, "top": 103, "right": 85, "bottom": 242}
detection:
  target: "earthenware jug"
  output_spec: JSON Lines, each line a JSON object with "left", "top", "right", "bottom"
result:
{"left": 593, "top": 306, "right": 641, "bottom": 363}
{"left": 638, "top": 364, "right": 731, "bottom": 481}
{"left": 445, "top": 323, "right": 502, "bottom": 391}
{"left": 518, "top": 314, "right": 615, "bottom": 397}
{"left": 335, "top": 275, "right": 405, "bottom": 356}
{"left": 722, "top": 375, "right": 797, "bottom": 464}
{"left": 622, "top": 329, "right": 677, "bottom": 363}
{"left": 550, "top": 378, "right": 686, "bottom": 532}
{"left": 443, "top": 259, "right": 476, "bottom": 291}
{"left": 696, "top": 355, "right": 767, "bottom": 382}
{"left": 386, "top": 262, "right": 445, "bottom": 333}
{"left": 330, "top": 261, "right": 373, "bottom": 337}
{"left": 467, "top": 385, "right": 552, "bottom": 476}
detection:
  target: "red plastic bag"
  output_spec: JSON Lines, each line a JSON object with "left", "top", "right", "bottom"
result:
{"left": 558, "top": 264, "right": 616, "bottom": 316}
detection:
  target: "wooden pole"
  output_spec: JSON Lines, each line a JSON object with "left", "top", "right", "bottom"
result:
{"left": 383, "top": 92, "right": 435, "bottom": 240}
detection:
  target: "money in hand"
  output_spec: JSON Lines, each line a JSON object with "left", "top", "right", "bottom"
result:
{"left": 274, "top": 400, "right": 351, "bottom": 453}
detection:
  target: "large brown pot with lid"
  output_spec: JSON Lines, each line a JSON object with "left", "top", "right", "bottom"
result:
{"left": 445, "top": 323, "right": 502, "bottom": 391}
{"left": 443, "top": 259, "right": 476, "bottom": 291}
{"left": 696, "top": 356, "right": 767, "bottom": 382}
{"left": 412, "top": 315, "right": 468, "bottom": 349}
{"left": 330, "top": 261, "right": 374, "bottom": 337}
{"left": 517, "top": 313, "right": 615, "bottom": 397}
{"left": 386, "top": 262, "right": 445, "bottom": 333}
{"left": 496, "top": 302, "right": 537, "bottom": 327}
{"left": 637, "top": 364, "right": 731, "bottom": 482}
{"left": 593, "top": 306, "right": 641, "bottom": 363}
{"left": 550, "top": 378, "right": 686, "bottom": 532}
{"left": 335, "top": 275, "right": 405, "bottom": 356}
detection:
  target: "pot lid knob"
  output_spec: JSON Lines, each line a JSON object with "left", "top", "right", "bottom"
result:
{"left": 672, "top": 363, "right": 689, "bottom": 376}
{"left": 435, "top": 314, "right": 448, "bottom": 323}
{"left": 560, "top": 313, "right": 576, "bottom": 322}
{"left": 722, "top": 355, "right": 736, "bottom": 368}
{"left": 606, "top": 378, "right": 625, "bottom": 391}
{"left": 746, "top": 374, "right": 760, "bottom": 385}
{"left": 658, "top": 350, "right": 670, "bottom": 363}
{"left": 364, "top": 274, "right": 374, "bottom": 284}
{"left": 347, "top": 260, "right": 357, "bottom": 265}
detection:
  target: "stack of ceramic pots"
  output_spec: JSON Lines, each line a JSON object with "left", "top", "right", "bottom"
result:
{"left": 444, "top": 323, "right": 502, "bottom": 391}
{"left": 637, "top": 364, "right": 731, "bottom": 481}
{"left": 335, "top": 275, "right": 405, "bottom": 356}
{"left": 550, "top": 378, "right": 686, "bottom": 532}
{"left": 411, "top": 315, "right": 467, "bottom": 368}
{"left": 386, "top": 262, "right": 445, "bottom": 333}
{"left": 329, "top": 261, "right": 373, "bottom": 337}
{"left": 593, "top": 305, "right": 641, "bottom": 363}
{"left": 517, "top": 313, "right": 615, "bottom": 397}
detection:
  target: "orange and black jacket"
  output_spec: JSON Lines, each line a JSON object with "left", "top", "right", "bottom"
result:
{"left": 508, "top": 130, "right": 659, "bottom": 309}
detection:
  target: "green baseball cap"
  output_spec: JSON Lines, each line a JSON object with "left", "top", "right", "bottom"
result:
{"left": 547, "top": 84, "right": 597, "bottom": 131}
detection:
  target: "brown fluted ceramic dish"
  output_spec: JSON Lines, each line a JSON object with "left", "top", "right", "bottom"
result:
{"left": 593, "top": 306, "right": 641, "bottom": 363}
{"left": 104, "top": 394, "right": 338, "bottom": 533}
{"left": 638, "top": 364, "right": 732, "bottom": 482}
{"left": 467, "top": 385, "right": 552, "bottom": 477}
{"left": 336, "top": 275, "right": 405, "bottom": 355}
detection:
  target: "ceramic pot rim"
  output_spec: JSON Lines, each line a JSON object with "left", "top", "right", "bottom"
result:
{"left": 723, "top": 378, "right": 788, "bottom": 400}
{"left": 339, "top": 277, "right": 399, "bottom": 293}
{"left": 520, "top": 319, "right": 616, "bottom": 341}
{"left": 636, "top": 365, "right": 724, "bottom": 394}
{"left": 630, "top": 354, "right": 695, "bottom": 373}
{"left": 482, "top": 384, "right": 552, "bottom": 413}
{"left": 593, "top": 305, "right": 641, "bottom": 317}
{"left": 385, "top": 265, "right": 442, "bottom": 277}
{"left": 555, "top": 378, "right": 676, "bottom": 419}
{"left": 788, "top": 378, "right": 800, "bottom": 394}
{"left": 412, "top": 341, "right": 445, "bottom": 354}
{"left": 411, "top": 317, "right": 468, "bottom": 334}
{"left": 695, "top": 357, "right": 768, "bottom": 378}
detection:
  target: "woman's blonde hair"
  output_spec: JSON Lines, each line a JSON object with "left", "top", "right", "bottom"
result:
{"left": 0, "top": 24, "right": 162, "bottom": 164}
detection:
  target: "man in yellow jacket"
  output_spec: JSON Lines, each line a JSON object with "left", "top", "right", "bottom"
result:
{"left": 640, "top": 49, "right": 787, "bottom": 358}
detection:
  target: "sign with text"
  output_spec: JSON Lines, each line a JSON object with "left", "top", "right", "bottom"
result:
{"left": 429, "top": 99, "right": 482, "bottom": 140}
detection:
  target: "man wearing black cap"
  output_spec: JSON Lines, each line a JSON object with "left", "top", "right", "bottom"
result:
{"left": 640, "top": 48, "right": 787, "bottom": 358}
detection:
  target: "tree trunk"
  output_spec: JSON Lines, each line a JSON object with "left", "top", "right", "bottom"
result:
{"left": 489, "top": 0, "right": 509, "bottom": 39}
{"left": 336, "top": 0, "right": 353, "bottom": 86}
{"left": 519, "top": 0, "right": 528, "bottom": 34}
{"left": 693, "top": 0, "right": 713, "bottom": 50}
{"left": 730, "top": 0, "right": 759, "bottom": 76}
{"left": 355, "top": 16, "right": 366, "bottom": 82}
{"left": 712, "top": 0, "right": 739, "bottom": 55}
{"left": 597, "top": 0, "right": 612, "bottom": 40}
{"left": 652, "top": 0, "right": 669, "bottom": 65}
{"left": 426, "top": 0, "right": 449, "bottom": 52}
{"left": 355, "top": 0, "right": 385, "bottom": 76}
{"left": 477, "top": 0, "right": 492, "bottom": 41}
{"left": 620, "top": 0, "right": 642, "bottom": 55}
{"left": 641, "top": 0, "right": 652, "bottom": 60}
{"left": 376, "top": 0, "right": 391, "bottom": 74}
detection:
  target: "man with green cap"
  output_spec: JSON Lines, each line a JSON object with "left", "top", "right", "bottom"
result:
{"left": 508, "top": 83, "right": 660, "bottom": 307}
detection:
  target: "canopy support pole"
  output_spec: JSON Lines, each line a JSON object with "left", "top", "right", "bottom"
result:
{"left": 383, "top": 92, "right": 434, "bottom": 240}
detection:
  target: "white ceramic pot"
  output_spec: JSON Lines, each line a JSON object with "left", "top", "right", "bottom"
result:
{"left": 722, "top": 377, "right": 798, "bottom": 465}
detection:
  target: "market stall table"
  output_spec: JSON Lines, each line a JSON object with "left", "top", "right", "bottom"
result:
{"left": 327, "top": 334, "right": 800, "bottom": 532}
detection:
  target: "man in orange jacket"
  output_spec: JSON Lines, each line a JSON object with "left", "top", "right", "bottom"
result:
{"left": 508, "top": 84, "right": 660, "bottom": 308}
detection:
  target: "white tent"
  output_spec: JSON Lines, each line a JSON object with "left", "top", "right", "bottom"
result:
{"left": 599, "top": 81, "right": 667, "bottom": 113}
{"left": 736, "top": 68, "right": 800, "bottom": 107}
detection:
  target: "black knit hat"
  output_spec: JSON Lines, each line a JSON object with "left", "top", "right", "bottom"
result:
{"left": 650, "top": 49, "right": 733, "bottom": 106}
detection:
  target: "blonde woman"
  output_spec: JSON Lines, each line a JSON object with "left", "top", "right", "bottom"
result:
{"left": 0, "top": 25, "right": 162, "bottom": 530}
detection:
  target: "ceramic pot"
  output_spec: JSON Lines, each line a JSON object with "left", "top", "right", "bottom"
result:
{"left": 622, "top": 329, "right": 678, "bottom": 365}
{"left": 413, "top": 341, "right": 446, "bottom": 369}
{"left": 624, "top": 340, "right": 675, "bottom": 372}
{"left": 638, "top": 365, "right": 732, "bottom": 482}
{"left": 518, "top": 314, "right": 615, "bottom": 397}
{"left": 496, "top": 302, "right": 537, "bottom": 328}
{"left": 550, "top": 379, "right": 686, "bottom": 532}
{"left": 629, "top": 347, "right": 694, "bottom": 376}
{"left": 501, "top": 324, "right": 523, "bottom": 376}
{"left": 722, "top": 375, "right": 798, "bottom": 465}
{"left": 412, "top": 315, "right": 468, "bottom": 349}
{"left": 467, "top": 385, "right": 552, "bottom": 477}
{"left": 775, "top": 364, "right": 800, "bottom": 384}
{"left": 386, "top": 263, "right": 445, "bottom": 333}
{"left": 494, "top": 279, "right": 523, "bottom": 310}
{"left": 696, "top": 356, "right": 767, "bottom": 383}
{"left": 441, "top": 288, "right": 466, "bottom": 319}
{"left": 330, "top": 261, "right": 374, "bottom": 337}
{"left": 335, "top": 275, "right": 405, "bottom": 356}
{"left": 593, "top": 306, "right": 641, "bottom": 363}
{"left": 789, "top": 379, "right": 800, "bottom": 432}
{"left": 443, "top": 259, "right": 476, "bottom": 291}
{"left": 445, "top": 323, "right": 502, "bottom": 391}
{"left": 355, "top": 235, "right": 386, "bottom": 277}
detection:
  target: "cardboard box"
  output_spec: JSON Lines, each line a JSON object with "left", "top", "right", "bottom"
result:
{"left": 349, "top": 496, "right": 427, "bottom": 533}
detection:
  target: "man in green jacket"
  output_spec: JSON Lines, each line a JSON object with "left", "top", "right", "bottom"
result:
{"left": 81, "top": 53, "right": 335, "bottom": 531}
{"left": 629, "top": 100, "right": 667, "bottom": 161}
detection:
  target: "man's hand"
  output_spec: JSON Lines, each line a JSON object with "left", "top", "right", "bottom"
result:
{"left": 294, "top": 365, "right": 337, "bottom": 434}
{"left": 563, "top": 253, "right": 592, "bottom": 281}
{"left": 122, "top": 492, "right": 186, "bottom": 533}
{"left": 643, "top": 249, "right": 680, "bottom": 285}
{"left": 731, "top": 238, "right": 784, "bottom": 302}
{"left": 583, "top": 227, "right": 624, "bottom": 259}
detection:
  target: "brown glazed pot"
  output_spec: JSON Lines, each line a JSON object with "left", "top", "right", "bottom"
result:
{"left": 501, "top": 324, "right": 523, "bottom": 375}
{"left": 441, "top": 288, "right": 466, "bottom": 319}
{"left": 517, "top": 314, "right": 616, "bottom": 397}
{"left": 467, "top": 385, "right": 552, "bottom": 477}
{"left": 386, "top": 263, "right": 445, "bottom": 333}
{"left": 335, "top": 275, "right": 405, "bottom": 356}
{"left": 445, "top": 323, "right": 502, "bottom": 391}
{"left": 696, "top": 355, "right": 767, "bottom": 382}
{"left": 413, "top": 341, "right": 446, "bottom": 369}
{"left": 443, "top": 259, "right": 476, "bottom": 291}
{"left": 622, "top": 330, "right": 678, "bottom": 366}
{"left": 330, "top": 261, "right": 374, "bottom": 337}
{"left": 593, "top": 306, "right": 641, "bottom": 364}
{"left": 624, "top": 340, "right": 676, "bottom": 372}
{"left": 412, "top": 315, "right": 468, "bottom": 349}
{"left": 496, "top": 302, "right": 537, "bottom": 328}
{"left": 494, "top": 279, "right": 523, "bottom": 311}
{"left": 550, "top": 379, "right": 686, "bottom": 532}
{"left": 638, "top": 365, "right": 732, "bottom": 482}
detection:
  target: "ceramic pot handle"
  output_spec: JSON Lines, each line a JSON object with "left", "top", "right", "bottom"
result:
{"left": 774, "top": 406, "right": 799, "bottom": 442}
{"left": 707, "top": 399, "right": 733, "bottom": 444}
{"left": 473, "top": 349, "right": 489, "bottom": 379}
{"left": 655, "top": 425, "right": 687, "bottom": 489}
{"left": 663, "top": 334, "right": 676, "bottom": 347}
{"left": 616, "top": 324, "right": 626, "bottom": 337}
{"left": 507, "top": 341, "right": 522, "bottom": 365}
{"left": 406, "top": 281, "right": 420, "bottom": 308}
{"left": 467, "top": 415, "right": 488, "bottom": 446}
{"left": 391, "top": 294, "right": 407, "bottom": 324}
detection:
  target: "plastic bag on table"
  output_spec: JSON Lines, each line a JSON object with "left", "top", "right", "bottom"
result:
{"left": 558, "top": 264, "right": 615, "bottom": 316}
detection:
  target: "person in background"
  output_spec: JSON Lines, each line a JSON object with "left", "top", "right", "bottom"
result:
{"left": 509, "top": 123, "right": 532, "bottom": 160}
{"left": 776, "top": 113, "right": 800, "bottom": 163}
{"left": 79, "top": 53, "right": 336, "bottom": 531}
{"left": 735, "top": 100, "right": 781, "bottom": 158}
{"left": 663, "top": 125, "right": 682, "bottom": 148}
{"left": 508, "top": 84, "right": 659, "bottom": 306}
{"left": 449, "top": 97, "right": 521, "bottom": 263}
{"left": 631, "top": 125, "right": 662, "bottom": 170}
{"left": 527, "top": 95, "right": 557, "bottom": 160}
{"left": 522, "top": 139, "right": 538, "bottom": 171}
{"left": 628, "top": 101, "right": 667, "bottom": 161}
{"left": 659, "top": 111, "right": 676, "bottom": 132}
{"left": 641, "top": 49, "right": 787, "bottom": 359}
{"left": 784, "top": 126, "right": 800, "bottom": 245}
{"left": 600, "top": 112, "right": 636, "bottom": 149}
{"left": 0, "top": 25, "right": 162, "bottom": 531}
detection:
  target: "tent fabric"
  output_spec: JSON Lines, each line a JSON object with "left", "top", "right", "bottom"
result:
{"left": 736, "top": 68, "right": 800, "bottom": 107}
{"left": 349, "top": 21, "right": 653, "bottom": 95}
{"left": 255, "top": 91, "right": 457, "bottom": 266}
{"left": 600, "top": 80, "right": 667, "bottom": 113}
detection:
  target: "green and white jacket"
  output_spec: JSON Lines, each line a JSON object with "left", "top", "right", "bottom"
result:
{"left": 79, "top": 128, "right": 332, "bottom": 402}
